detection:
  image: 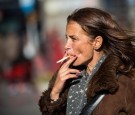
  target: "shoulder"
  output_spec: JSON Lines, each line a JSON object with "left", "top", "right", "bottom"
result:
{"left": 118, "top": 69, "right": 135, "bottom": 96}
{"left": 118, "top": 68, "right": 135, "bottom": 84}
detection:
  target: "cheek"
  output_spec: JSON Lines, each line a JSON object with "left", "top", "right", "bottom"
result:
{"left": 73, "top": 46, "right": 94, "bottom": 66}
{"left": 71, "top": 40, "right": 94, "bottom": 64}
{"left": 77, "top": 45, "right": 94, "bottom": 57}
{"left": 80, "top": 50, "right": 93, "bottom": 62}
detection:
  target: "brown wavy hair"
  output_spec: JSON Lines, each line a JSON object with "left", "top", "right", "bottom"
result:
{"left": 67, "top": 7, "right": 135, "bottom": 73}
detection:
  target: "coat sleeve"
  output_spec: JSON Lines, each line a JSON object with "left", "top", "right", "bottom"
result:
{"left": 38, "top": 70, "right": 69, "bottom": 115}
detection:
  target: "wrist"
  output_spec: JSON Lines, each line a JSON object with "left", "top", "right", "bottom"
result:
{"left": 50, "top": 90, "right": 59, "bottom": 100}
{"left": 50, "top": 98, "right": 59, "bottom": 103}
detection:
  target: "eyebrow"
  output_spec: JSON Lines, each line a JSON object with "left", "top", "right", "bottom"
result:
{"left": 65, "top": 34, "right": 77, "bottom": 38}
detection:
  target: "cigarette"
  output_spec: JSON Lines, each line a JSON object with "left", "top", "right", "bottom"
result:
{"left": 56, "top": 56, "right": 70, "bottom": 63}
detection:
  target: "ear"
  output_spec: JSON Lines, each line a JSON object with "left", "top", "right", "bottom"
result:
{"left": 93, "top": 36, "right": 103, "bottom": 50}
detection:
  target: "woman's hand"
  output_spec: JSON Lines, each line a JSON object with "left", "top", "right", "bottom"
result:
{"left": 50, "top": 56, "right": 81, "bottom": 100}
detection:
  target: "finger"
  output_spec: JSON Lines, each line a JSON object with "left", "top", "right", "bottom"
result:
{"left": 63, "top": 56, "right": 77, "bottom": 68}
{"left": 60, "top": 56, "right": 70, "bottom": 64}
{"left": 60, "top": 69, "right": 81, "bottom": 81}
{"left": 61, "top": 74, "right": 78, "bottom": 81}
{"left": 64, "top": 69, "right": 81, "bottom": 75}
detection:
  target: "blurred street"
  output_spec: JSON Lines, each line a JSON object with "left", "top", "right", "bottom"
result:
{"left": 0, "top": 80, "right": 41, "bottom": 115}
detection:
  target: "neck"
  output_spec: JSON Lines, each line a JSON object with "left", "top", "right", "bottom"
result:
{"left": 86, "top": 51, "right": 104, "bottom": 74}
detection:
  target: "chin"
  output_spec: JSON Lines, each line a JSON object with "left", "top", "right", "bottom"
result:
{"left": 72, "top": 61, "right": 83, "bottom": 66}
{"left": 72, "top": 59, "right": 90, "bottom": 67}
{"left": 71, "top": 61, "right": 86, "bottom": 69}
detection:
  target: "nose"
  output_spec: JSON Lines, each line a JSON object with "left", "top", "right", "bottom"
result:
{"left": 64, "top": 39, "right": 72, "bottom": 51}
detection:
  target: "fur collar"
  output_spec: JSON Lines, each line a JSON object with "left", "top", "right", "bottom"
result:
{"left": 87, "top": 54, "right": 122, "bottom": 99}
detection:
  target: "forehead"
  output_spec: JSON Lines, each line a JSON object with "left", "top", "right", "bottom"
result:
{"left": 66, "top": 21, "right": 88, "bottom": 36}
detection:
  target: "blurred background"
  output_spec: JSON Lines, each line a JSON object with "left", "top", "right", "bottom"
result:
{"left": 0, "top": 0, "right": 135, "bottom": 115}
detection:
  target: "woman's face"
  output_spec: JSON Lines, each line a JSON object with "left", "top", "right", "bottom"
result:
{"left": 65, "top": 21, "right": 95, "bottom": 66}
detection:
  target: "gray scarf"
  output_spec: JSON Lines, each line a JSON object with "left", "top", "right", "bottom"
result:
{"left": 66, "top": 54, "right": 106, "bottom": 115}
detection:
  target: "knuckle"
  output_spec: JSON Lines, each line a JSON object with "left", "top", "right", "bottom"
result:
{"left": 61, "top": 77, "right": 65, "bottom": 81}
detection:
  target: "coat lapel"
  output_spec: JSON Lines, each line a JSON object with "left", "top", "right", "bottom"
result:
{"left": 87, "top": 55, "right": 121, "bottom": 100}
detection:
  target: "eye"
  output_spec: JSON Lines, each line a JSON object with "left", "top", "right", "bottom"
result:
{"left": 71, "top": 37, "right": 77, "bottom": 41}
{"left": 70, "top": 36, "right": 78, "bottom": 41}
{"left": 65, "top": 35, "right": 78, "bottom": 42}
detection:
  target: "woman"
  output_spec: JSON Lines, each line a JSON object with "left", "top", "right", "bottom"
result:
{"left": 39, "top": 7, "right": 135, "bottom": 115}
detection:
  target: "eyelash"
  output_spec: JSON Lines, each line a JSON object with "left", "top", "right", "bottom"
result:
{"left": 71, "top": 37, "right": 77, "bottom": 41}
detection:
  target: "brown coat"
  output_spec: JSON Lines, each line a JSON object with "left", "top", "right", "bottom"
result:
{"left": 39, "top": 55, "right": 135, "bottom": 115}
